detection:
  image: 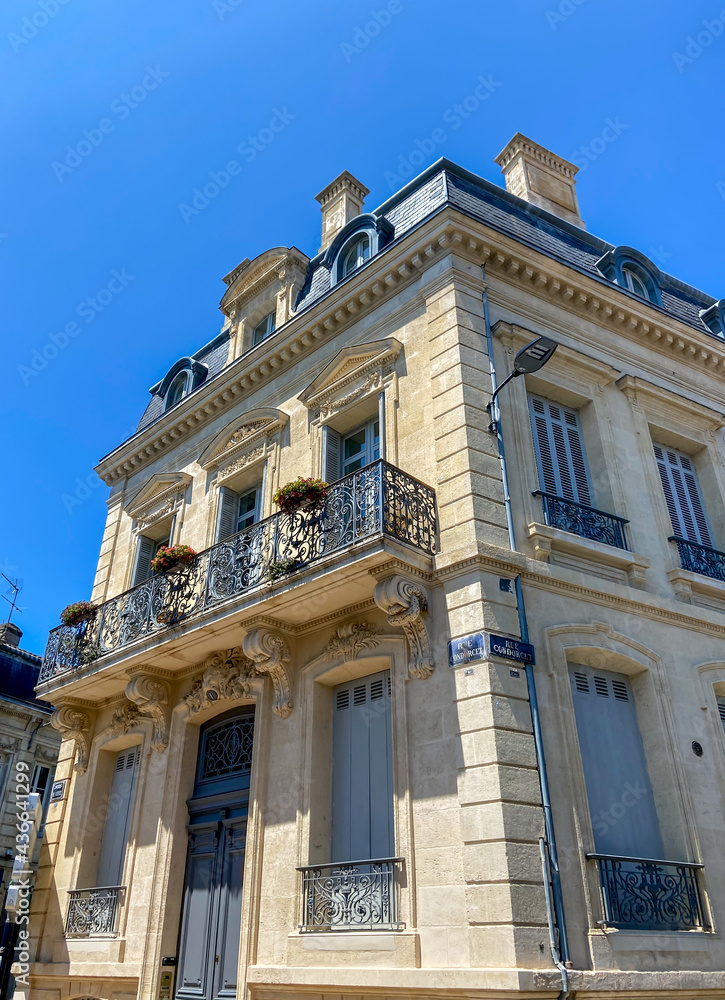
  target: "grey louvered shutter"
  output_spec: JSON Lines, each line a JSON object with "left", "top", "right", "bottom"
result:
{"left": 528, "top": 395, "right": 593, "bottom": 505}
{"left": 331, "top": 671, "right": 393, "bottom": 862}
{"left": 322, "top": 426, "right": 341, "bottom": 483}
{"left": 96, "top": 748, "right": 140, "bottom": 886}
{"left": 653, "top": 444, "right": 712, "bottom": 546}
{"left": 717, "top": 696, "right": 725, "bottom": 733}
{"left": 216, "top": 486, "right": 239, "bottom": 542}
{"left": 132, "top": 535, "right": 155, "bottom": 585}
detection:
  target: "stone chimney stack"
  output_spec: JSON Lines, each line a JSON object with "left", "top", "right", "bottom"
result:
{"left": 495, "top": 133, "right": 585, "bottom": 230}
{"left": 0, "top": 621, "right": 23, "bottom": 647}
{"left": 315, "top": 171, "right": 370, "bottom": 251}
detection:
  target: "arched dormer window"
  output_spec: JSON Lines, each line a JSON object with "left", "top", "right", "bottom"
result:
{"left": 252, "top": 310, "right": 276, "bottom": 346}
{"left": 700, "top": 299, "right": 725, "bottom": 339}
{"left": 166, "top": 371, "right": 189, "bottom": 409}
{"left": 595, "top": 247, "right": 662, "bottom": 308}
{"left": 341, "top": 235, "right": 371, "bottom": 278}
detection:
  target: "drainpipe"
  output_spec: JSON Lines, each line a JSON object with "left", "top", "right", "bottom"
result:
{"left": 481, "top": 268, "right": 572, "bottom": 993}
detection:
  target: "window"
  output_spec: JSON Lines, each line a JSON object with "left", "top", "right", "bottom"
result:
{"left": 96, "top": 748, "right": 140, "bottom": 887}
{"left": 332, "top": 671, "right": 393, "bottom": 862}
{"left": 717, "top": 696, "right": 725, "bottom": 733}
{"left": 528, "top": 395, "right": 592, "bottom": 505}
{"left": 621, "top": 266, "right": 650, "bottom": 299}
{"left": 653, "top": 444, "right": 713, "bottom": 547}
{"left": 342, "top": 420, "right": 380, "bottom": 475}
{"left": 252, "top": 311, "right": 276, "bottom": 346}
{"left": 569, "top": 665, "right": 663, "bottom": 858}
{"left": 30, "top": 764, "right": 52, "bottom": 811}
{"left": 165, "top": 371, "right": 188, "bottom": 410}
{"left": 341, "top": 236, "right": 370, "bottom": 278}
{"left": 132, "top": 532, "right": 171, "bottom": 586}
{"left": 216, "top": 484, "right": 261, "bottom": 542}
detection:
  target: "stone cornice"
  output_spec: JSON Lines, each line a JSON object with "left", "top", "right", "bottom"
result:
{"left": 493, "top": 320, "right": 621, "bottom": 391}
{"left": 616, "top": 374, "right": 725, "bottom": 432}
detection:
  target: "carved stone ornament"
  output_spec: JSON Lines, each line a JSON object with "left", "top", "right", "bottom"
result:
{"left": 0, "top": 737, "right": 21, "bottom": 753}
{"left": 319, "top": 372, "right": 382, "bottom": 420}
{"left": 50, "top": 705, "right": 91, "bottom": 774}
{"left": 373, "top": 575, "right": 435, "bottom": 679}
{"left": 325, "top": 621, "right": 382, "bottom": 662}
{"left": 110, "top": 702, "right": 143, "bottom": 737}
{"left": 125, "top": 674, "right": 171, "bottom": 752}
{"left": 183, "top": 648, "right": 254, "bottom": 715}
{"left": 242, "top": 628, "right": 293, "bottom": 718}
{"left": 217, "top": 445, "right": 265, "bottom": 484}
{"left": 134, "top": 489, "right": 186, "bottom": 531}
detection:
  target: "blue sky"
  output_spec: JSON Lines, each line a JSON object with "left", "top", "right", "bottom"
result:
{"left": 2, "top": 0, "right": 724, "bottom": 654}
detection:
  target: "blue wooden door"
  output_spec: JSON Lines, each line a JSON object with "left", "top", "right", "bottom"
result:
{"left": 331, "top": 671, "right": 393, "bottom": 863}
{"left": 569, "top": 665, "right": 663, "bottom": 859}
{"left": 175, "top": 709, "right": 254, "bottom": 1000}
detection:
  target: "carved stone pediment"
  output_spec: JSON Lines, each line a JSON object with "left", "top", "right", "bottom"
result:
{"left": 324, "top": 621, "right": 382, "bottom": 662}
{"left": 299, "top": 338, "right": 402, "bottom": 418}
{"left": 125, "top": 473, "right": 192, "bottom": 531}
{"left": 198, "top": 408, "right": 289, "bottom": 476}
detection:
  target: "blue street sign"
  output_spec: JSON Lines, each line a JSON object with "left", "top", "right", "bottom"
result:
{"left": 488, "top": 633, "right": 535, "bottom": 664}
{"left": 448, "top": 631, "right": 536, "bottom": 667}
{"left": 448, "top": 632, "right": 485, "bottom": 668}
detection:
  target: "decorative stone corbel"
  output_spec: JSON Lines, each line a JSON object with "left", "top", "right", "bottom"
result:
{"left": 110, "top": 702, "right": 143, "bottom": 737}
{"left": 242, "top": 628, "right": 293, "bottom": 718}
{"left": 50, "top": 705, "right": 92, "bottom": 774}
{"left": 125, "top": 673, "right": 171, "bottom": 752}
{"left": 183, "top": 647, "right": 254, "bottom": 715}
{"left": 373, "top": 575, "right": 434, "bottom": 679}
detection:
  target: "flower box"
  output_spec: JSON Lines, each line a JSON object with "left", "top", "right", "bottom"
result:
{"left": 273, "top": 477, "right": 328, "bottom": 516}
{"left": 60, "top": 601, "right": 96, "bottom": 628}
{"left": 150, "top": 544, "right": 197, "bottom": 575}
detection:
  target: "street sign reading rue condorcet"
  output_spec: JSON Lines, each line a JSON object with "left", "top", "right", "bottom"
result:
{"left": 448, "top": 632, "right": 535, "bottom": 668}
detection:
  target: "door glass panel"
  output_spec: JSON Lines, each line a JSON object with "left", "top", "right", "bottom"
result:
{"left": 235, "top": 487, "right": 259, "bottom": 533}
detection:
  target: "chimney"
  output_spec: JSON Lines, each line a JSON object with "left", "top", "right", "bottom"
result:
{"left": 495, "top": 133, "right": 585, "bottom": 230}
{"left": 0, "top": 622, "right": 22, "bottom": 648}
{"left": 315, "top": 171, "right": 370, "bottom": 251}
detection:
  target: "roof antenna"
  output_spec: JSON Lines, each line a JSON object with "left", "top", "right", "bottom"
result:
{"left": 1, "top": 573, "right": 25, "bottom": 623}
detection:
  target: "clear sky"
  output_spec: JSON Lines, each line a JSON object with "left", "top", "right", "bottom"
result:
{"left": 2, "top": 0, "right": 724, "bottom": 654}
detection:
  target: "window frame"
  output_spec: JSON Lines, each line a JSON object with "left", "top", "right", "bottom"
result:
{"left": 340, "top": 235, "right": 371, "bottom": 279}
{"left": 165, "top": 371, "right": 189, "bottom": 410}
{"left": 342, "top": 418, "right": 380, "bottom": 476}
{"left": 252, "top": 310, "right": 276, "bottom": 347}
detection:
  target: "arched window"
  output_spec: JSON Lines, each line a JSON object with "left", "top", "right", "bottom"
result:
{"left": 165, "top": 371, "right": 188, "bottom": 410}
{"left": 341, "top": 235, "right": 371, "bottom": 278}
{"left": 252, "top": 310, "right": 276, "bottom": 347}
{"left": 621, "top": 267, "right": 650, "bottom": 300}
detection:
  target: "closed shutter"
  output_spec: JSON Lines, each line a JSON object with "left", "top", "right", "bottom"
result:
{"left": 216, "top": 486, "right": 239, "bottom": 542}
{"left": 132, "top": 535, "right": 155, "bottom": 585}
{"left": 569, "top": 665, "right": 663, "bottom": 859}
{"left": 653, "top": 444, "right": 712, "bottom": 546}
{"left": 322, "top": 426, "right": 341, "bottom": 484}
{"left": 331, "top": 671, "right": 393, "bottom": 862}
{"left": 528, "top": 395, "right": 593, "bottom": 505}
{"left": 717, "top": 696, "right": 725, "bottom": 733}
{"left": 96, "top": 748, "right": 140, "bottom": 886}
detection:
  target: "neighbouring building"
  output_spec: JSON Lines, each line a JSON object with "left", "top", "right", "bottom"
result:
{"left": 0, "top": 623, "right": 60, "bottom": 996}
{"left": 21, "top": 133, "right": 725, "bottom": 1000}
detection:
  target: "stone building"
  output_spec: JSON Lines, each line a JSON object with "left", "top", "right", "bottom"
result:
{"left": 24, "top": 134, "right": 725, "bottom": 1000}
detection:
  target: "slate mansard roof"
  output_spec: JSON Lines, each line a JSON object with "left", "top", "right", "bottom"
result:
{"left": 134, "top": 158, "right": 719, "bottom": 436}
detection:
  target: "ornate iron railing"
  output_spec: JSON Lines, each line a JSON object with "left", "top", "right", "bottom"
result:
{"left": 669, "top": 536, "right": 725, "bottom": 582}
{"left": 297, "top": 858, "right": 404, "bottom": 931}
{"left": 65, "top": 886, "right": 124, "bottom": 937}
{"left": 40, "top": 461, "right": 436, "bottom": 683}
{"left": 588, "top": 855, "right": 708, "bottom": 932}
{"left": 533, "top": 492, "right": 629, "bottom": 550}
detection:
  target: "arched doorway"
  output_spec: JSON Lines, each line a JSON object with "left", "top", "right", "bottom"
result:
{"left": 175, "top": 707, "right": 254, "bottom": 1000}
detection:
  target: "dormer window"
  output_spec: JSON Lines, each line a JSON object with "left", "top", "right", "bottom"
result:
{"left": 595, "top": 247, "right": 662, "bottom": 308}
{"left": 166, "top": 371, "right": 189, "bottom": 410}
{"left": 341, "top": 236, "right": 371, "bottom": 278}
{"left": 621, "top": 267, "right": 650, "bottom": 300}
{"left": 252, "top": 310, "right": 276, "bottom": 346}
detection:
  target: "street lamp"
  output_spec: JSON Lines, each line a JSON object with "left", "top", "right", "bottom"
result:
{"left": 488, "top": 336, "right": 558, "bottom": 430}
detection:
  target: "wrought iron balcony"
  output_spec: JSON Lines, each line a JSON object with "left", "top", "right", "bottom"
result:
{"left": 65, "top": 885, "right": 124, "bottom": 937}
{"left": 669, "top": 536, "right": 725, "bottom": 582}
{"left": 588, "top": 854, "right": 708, "bottom": 932}
{"left": 40, "top": 461, "right": 436, "bottom": 683}
{"left": 297, "top": 857, "right": 404, "bottom": 931}
{"left": 533, "top": 491, "right": 629, "bottom": 550}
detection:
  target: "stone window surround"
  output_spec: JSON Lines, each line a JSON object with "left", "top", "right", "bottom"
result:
{"left": 543, "top": 622, "right": 708, "bottom": 939}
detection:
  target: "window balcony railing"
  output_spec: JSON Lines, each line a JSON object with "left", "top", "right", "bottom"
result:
{"left": 588, "top": 854, "right": 708, "bottom": 932}
{"left": 669, "top": 536, "right": 725, "bottom": 583}
{"left": 65, "top": 885, "right": 124, "bottom": 937}
{"left": 40, "top": 461, "right": 437, "bottom": 683}
{"left": 297, "top": 858, "right": 404, "bottom": 931}
{"left": 533, "top": 491, "right": 629, "bottom": 550}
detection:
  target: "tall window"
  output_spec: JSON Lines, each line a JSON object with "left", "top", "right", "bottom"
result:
{"left": 570, "top": 665, "right": 663, "bottom": 858}
{"left": 96, "top": 748, "right": 140, "bottom": 887}
{"left": 216, "top": 484, "right": 261, "bottom": 542}
{"left": 654, "top": 444, "right": 712, "bottom": 547}
{"left": 165, "top": 371, "right": 188, "bottom": 410}
{"left": 132, "top": 532, "right": 171, "bottom": 586}
{"left": 252, "top": 311, "right": 276, "bottom": 346}
{"left": 528, "top": 395, "right": 593, "bottom": 505}
{"left": 341, "top": 236, "right": 370, "bottom": 278}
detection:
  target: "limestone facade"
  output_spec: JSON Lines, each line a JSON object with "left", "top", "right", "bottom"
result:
{"left": 20, "top": 143, "right": 725, "bottom": 1000}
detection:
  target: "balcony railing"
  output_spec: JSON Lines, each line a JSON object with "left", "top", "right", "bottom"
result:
{"left": 65, "top": 886, "right": 124, "bottom": 937}
{"left": 669, "top": 536, "right": 725, "bottom": 582}
{"left": 533, "top": 491, "right": 629, "bottom": 550}
{"left": 588, "top": 855, "right": 708, "bottom": 932}
{"left": 40, "top": 461, "right": 437, "bottom": 683}
{"left": 297, "top": 858, "right": 404, "bottom": 931}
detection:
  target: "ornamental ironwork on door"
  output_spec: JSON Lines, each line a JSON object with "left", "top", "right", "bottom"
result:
{"left": 175, "top": 708, "right": 254, "bottom": 1000}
